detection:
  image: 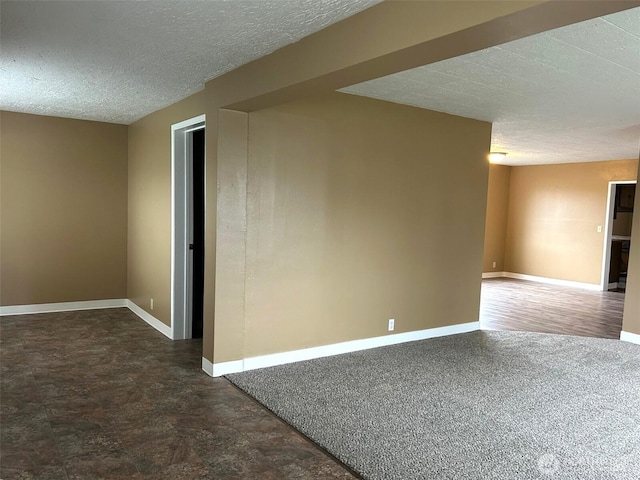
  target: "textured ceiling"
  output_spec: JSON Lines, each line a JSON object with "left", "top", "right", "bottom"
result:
{"left": 341, "top": 7, "right": 640, "bottom": 165}
{"left": 0, "top": 0, "right": 381, "bottom": 124}
{"left": 2, "top": 2, "right": 638, "bottom": 165}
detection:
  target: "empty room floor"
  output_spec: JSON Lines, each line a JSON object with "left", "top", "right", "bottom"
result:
{"left": 0, "top": 309, "right": 357, "bottom": 480}
{"left": 1, "top": 280, "right": 627, "bottom": 479}
{"left": 480, "top": 277, "right": 626, "bottom": 339}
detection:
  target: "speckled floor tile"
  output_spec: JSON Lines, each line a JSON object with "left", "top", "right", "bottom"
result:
{"left": 0, "top": 309, "right": 358, "bottom": 479}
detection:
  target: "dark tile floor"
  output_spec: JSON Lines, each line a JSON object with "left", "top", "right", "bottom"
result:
{"left": 0, "top": 308, "right": 357, "bottom": 479}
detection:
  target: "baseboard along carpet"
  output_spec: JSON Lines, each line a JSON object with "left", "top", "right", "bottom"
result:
{"left": 227, "top": 331, "right": 640, "bottom": 480}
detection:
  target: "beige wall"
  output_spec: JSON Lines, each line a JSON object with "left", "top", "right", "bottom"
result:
{"left": 622, "top": 162, "right": 640, "bottom": 335}
{"left": 504, "top": 160, "right": 638, "bottom": 285}
{"left": 213, "top": 110, "right": 249, "bottom": 362}
{"left": 213, "top": 93, "right": 491, "bottom": 362}
{"left": 3, "top": 1, "right": 626, "bottom": 367}
{"left": 0, "top": 111, "right": 128, "bottom": 305}
{"left": 483, "top": 164, "right": 511, "bottom": 273}
{"left": 127, "top": 91, "right": 205, "bottom": 326}
{"left": 203, "top": 1, "right": 628, "bottom": 363}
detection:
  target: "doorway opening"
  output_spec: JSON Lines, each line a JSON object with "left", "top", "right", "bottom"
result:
{"left": 601, "top": 181, "right": 636, "bottom": 292}
{"left": 171, "top": 115, "right": 205, "bottom": 340}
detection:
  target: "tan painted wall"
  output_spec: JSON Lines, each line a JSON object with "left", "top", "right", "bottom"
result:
{"left": 203, "top": 0, "right": 628, "bottom": 363}
{"left": 0, "top": 111, "right": 128, "bottom": 305}
{"left": 213, "top": 93, "right": 491, "bottom": 362}
{"left": 622, "top": 163, "right": 640, "bottom": 335}
{"left": 204, "top": 0, "right": 546, "bottom": 364}
{"left": 483, "top": 164, "right": 511, "bottom": 273}
{"left": 127, "top": 91, "right": 204, "bottom": 326}
{"left": 213, "top": 110, "right": 249, "bottom": 362}
{"left": 505, "top": 160, "right": 638, "bottom": 285}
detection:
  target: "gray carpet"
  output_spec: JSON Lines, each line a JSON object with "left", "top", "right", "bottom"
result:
{"left": 227, "top": 331, "right": 640, "bottom": 479}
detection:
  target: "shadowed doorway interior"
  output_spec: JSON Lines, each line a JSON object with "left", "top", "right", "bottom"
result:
{"left": 607, "top": 182, "right": 635, "bottom": 293}
{"left": 189, "top": 128, "right": 205, "bottom": 339}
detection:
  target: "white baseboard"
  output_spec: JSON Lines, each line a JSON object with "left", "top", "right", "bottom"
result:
{"left": 202, "top": 357, "right": 214, "bottom": 376}
{"left": 482, "top": 272, "right": 506, "bottom": 279}
{"left": 501, "top": 272, "right": 602, "bottom": 291}
{"left": 620, "top": 331, "right": 640, "bottom": 345}
{"left": 212, "top": 360, "right": 245, "bottom": 377}
{"left": 1, "top": 297, "right": 175, "bottom": 341}
{"left": 125, "top": 300, "right": 172, "bottom": 339}
{"left": 212, "top": 321, "right": 479, "bottom": 377}
{"left": 0, "top": 299, "right": 127, "bottom": 316}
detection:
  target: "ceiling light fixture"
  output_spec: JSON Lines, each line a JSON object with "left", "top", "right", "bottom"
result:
{"left": 488, "top": 152, "right": 507, "bottom": 163}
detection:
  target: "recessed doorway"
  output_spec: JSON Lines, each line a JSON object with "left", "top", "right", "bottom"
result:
{"left": 601, "top": 181, "right": 636, "bottom": 292}
{"left": 171, "top": 115, "right": 205, "bottom": 340}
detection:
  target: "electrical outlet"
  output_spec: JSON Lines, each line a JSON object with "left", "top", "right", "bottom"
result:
{"left": 492, "top": 261, "right": 497, "bottom": 268}
{"left": 597, "top": 225, "right": 602, "bottom": 233}
{"left": 388, "top": 319, "right": 395, "bottom": 331}
{"left": 150, "top": 298, "right": 154, "bottom": 310}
